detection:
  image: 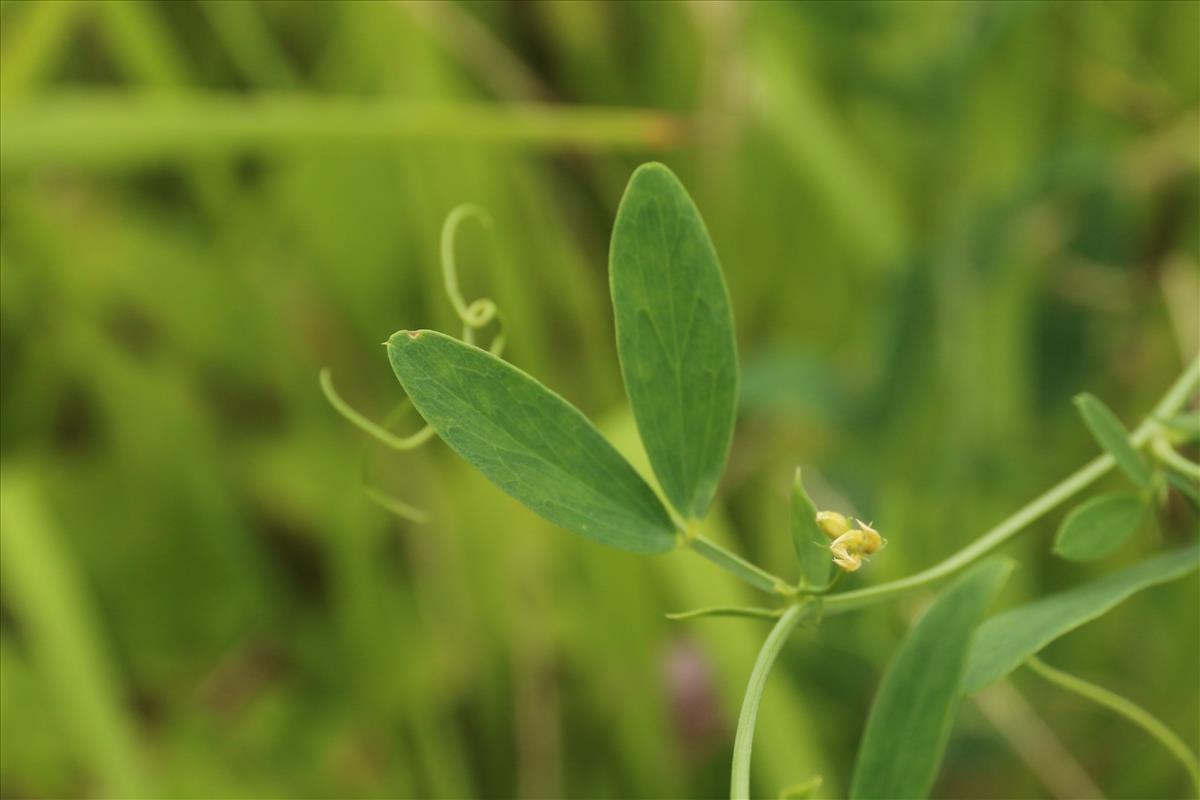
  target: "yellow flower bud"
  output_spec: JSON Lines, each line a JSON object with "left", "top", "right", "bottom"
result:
{"left": 856, "top": 519, "right": 886, "bottom": 555}
{"left": 815, "top": 510, "right": 851, "bottom": 539}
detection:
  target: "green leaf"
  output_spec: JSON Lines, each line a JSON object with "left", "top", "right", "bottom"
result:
{"left": 1053, "top": 492, "right": 1146, "bottom": 562}
{"left": 609, "top": 162, "right": 738, "bottom": 519}
{"left": 791, "top": 468, "right": 831, "bottom": 588}
{"left": 964, "top": 543, "right": 1200, "bottom": 693}
{"left": 387, "top": 329, "right": 678, "bottom": 554}
{"left": 665, "top": 606, "right": 783, "bottom": 622}
{"left": 850, "top": 559, "right": 1012, "bottom": 800}
{"left": 1075, "top": 393, "right": 1153, "bottom": 490}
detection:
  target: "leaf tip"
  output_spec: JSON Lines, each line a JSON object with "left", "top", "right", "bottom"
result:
{"left": 629, "top": 160, "right": 679, "bottom": 189}
{"left": 387, "top": 330, "right": 425, "bottom": 348}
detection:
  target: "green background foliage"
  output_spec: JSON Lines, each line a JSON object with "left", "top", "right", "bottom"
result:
{"left": 1, "top": 1, "right": 1197, "bottom": 798}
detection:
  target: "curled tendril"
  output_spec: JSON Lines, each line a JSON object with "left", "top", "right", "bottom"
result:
{"left": 319, "top": 368, "right": 434, "bottom": 451}
{"left": 441, "top": 204, "right": 506, "bottom": 356}
{"left": 320, "top": 203, "right": 508, "bottom": 522}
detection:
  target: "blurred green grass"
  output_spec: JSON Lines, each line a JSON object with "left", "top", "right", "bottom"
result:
{"left": 1, "top": 1, "right": 1197, "bottom": 798}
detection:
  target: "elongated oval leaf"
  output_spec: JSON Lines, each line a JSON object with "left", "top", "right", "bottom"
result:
{"left": 610, "top": 162, "right": 738, "bottom": 519}
{"left": 387, "top": 330, "right": 678, "bottom": 554}
{"left": 791, "top": 468, "right": 831, "bottom": 588}
{"left": 1075, "top": 393, "right": 1153, "bottom": 490}
{"left": 850, "top": 559, "right": 1012, "bottom": 800}
{"left": 1053, "top": 492, "right": 1145, "bottom": 561}
{"left": 964, "top": 543, "right": 1199, "bottom": 693}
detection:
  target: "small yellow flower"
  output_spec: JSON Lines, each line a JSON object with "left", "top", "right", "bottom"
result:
{"left": 815, "top": 510, "right": 851, "bottom": 539}
{"left": 830, "top": 529, "right": 865, "bottom": 571}
{"left": 856, "top": 519, "right": 887, "bottom": 555}
{"left": 828, "top": 519, "right": 887, "bottom": 572}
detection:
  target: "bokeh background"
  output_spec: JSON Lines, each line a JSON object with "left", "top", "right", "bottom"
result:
{"left": 1, "top": 1, "right": 1198, "bottom": 798}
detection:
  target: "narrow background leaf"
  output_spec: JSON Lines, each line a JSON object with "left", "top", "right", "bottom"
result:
{"left": 1053, "top": 492, "right": 1146, "bottom": 561}
{"left": 849, "top": 559, "right": 1012, "bottom": 800}
{"left": 964, "top": 544, "right": 1200, "bottom": 692}
{"left": 664, "top": 606, "right": 782, "bottom": 622}
{"left": 1075, "top": 393, "right": 1153, "bottom": 490}
{"left": 610, "top": 162, "right": 738, "bottom": 520}
{"left": 791, "top": 468, "right": 831, "bottom": 588}
{"left": 388, "top": 330, "right": 678, "bottom": 554}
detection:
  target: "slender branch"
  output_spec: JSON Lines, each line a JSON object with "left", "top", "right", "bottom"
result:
{"left": 1152, "top": 435, "right": 1200, "bottom": 481}
{"left": 1026, "top": 656, "right": 1200, "bottom": 795}
{"left": 688, "top": 535, "right": 793, "bottom": 596}
{"left": 822, "top": 357, "right": 1200, "bottom": 616}
{"left": 730, "top": 602, "right": 809, "bottom": 800}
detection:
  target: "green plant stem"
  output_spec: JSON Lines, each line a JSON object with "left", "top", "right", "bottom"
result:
{"left": 688, "top": 534, "right": 793, "bottom": 596}
{"left": 730, "top": 602, "right": 809, "bottom": 800}
{"left": 822, "top": 357, "right": 1200, "bottom": 616}
{"left": 1152, "top": 435, "right": 1200, "bottom": 481}
{"left": 1026, "top": 656, "right": 1200, "bottom": 795}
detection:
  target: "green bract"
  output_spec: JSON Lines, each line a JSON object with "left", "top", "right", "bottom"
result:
{"left": 387, "top": 329, "right": 678, "bottom": 554}
{"left": 791, "top": 468, "right": 831, "bottom": 588}
{"left": 964, "top": 543, "right": 1199, "bottom": 692}
{"left": 849, "top": 559, "right": 1012, "bottom": 800}
{"left": 1053, "top": 492, "right": 1145, "bottom": 562}
{"left": 610, "top": 162, "right": 738, "bottom": 520}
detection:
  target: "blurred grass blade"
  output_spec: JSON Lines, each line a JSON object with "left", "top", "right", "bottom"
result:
{"left": 791, "top": 468, "right": 831, "bottom": 588}
{"left": 0, "top": 469, "right": 148, "bottom": 796}
{"left": 96, "top": 0, "right": 188, "bottom": 87}
{"left": 0, "top": 92, "right": 684, "bottom": 172}
{"left": 0, "top": 0, "right": 82, "bottom": 102}
{"left": 964, "top": 543, "right": 1200, "bottom": 692}
{"left": 363, "top": 485, "right": 430, "bottom": 525}
{"left": 609, "top": 162, "right": 738, "bottom": 519}
{"left": 199, "top": 0, "right": 300, "bottom": 90}
{"left": 387, "top": 329, "right": 678, "bottom": 553}
{"left": 849, "top": 559, "right": 1012, "bottom": 800}
{"left": 1053, "top": 492, "right": 1146, "bottom": 561}
{"left": 1075, "top": 393, "right": 1154, "bottom": 490}
{"left": 754, "top": 36, "right": 905, "bottom": 270}
{"left": 665, "top": 606, "right": 783, "bottom": 622}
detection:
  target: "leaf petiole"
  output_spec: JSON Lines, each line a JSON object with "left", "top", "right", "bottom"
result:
{"left": 687, "top": 534, "right": 796, "bottom": 597}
